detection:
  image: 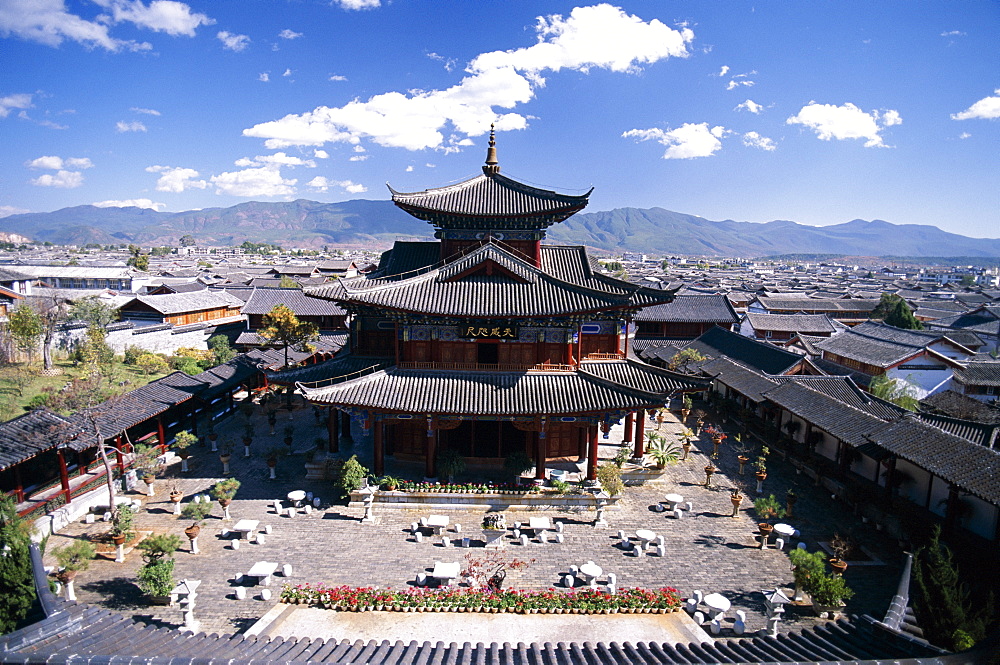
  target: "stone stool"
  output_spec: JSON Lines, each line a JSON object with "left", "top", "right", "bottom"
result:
{"left": 282, "top": 564, "right": 293, "bottom": 577}
{"left": 256, "top": 533, "right": 266, "bottom": 545}
{"left": 231, "top": 540, "right": 240, "bottom": 550}
{"left": 414, "top": 532, "right": 423, "bottom": 543}
{"left": 234, "top": 587, "right": 246, "bottom": 600}
{"left": 260, "top": 589, "right": 272, "bottom": 601}
{"left": 416, "top": 573, "right": 427, "bottom": 586}
{"left": 519, "top": 534, "right": 529, "bottom": 547}
{"left": 263, "top": 525, "right": 273, "bottom": 535}
{"left": 441, "top": 537, "right": 451, "bottom": 547}
{"left": 563, "top": 574, "right": 575, "bottom": 588}
{"left": 555, "top": 533, "right": 564, "bottom": 544}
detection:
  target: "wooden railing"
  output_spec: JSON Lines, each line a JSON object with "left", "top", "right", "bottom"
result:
{"left": 584, "top": 352, "right": 626, "bottom": 360}
{"left": 397, "top": 361, "right": 574, "bottom": 373}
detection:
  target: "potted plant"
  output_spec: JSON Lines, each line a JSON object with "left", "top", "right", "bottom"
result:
{"left": 211, "top": 478, "right": 240, "bottom": 520}
{"left": 788, "top": 547, "right": 826, "bottom": 601}
{"left": 267, "top": 409, "right": 277, "bottom": 435}
{"left": 809, "top": 570, "right": 854, "bottom": 616}
{"left": 612, "top": 443, "right": 631, "bottom": 468}
{"left": 207, "top": 422, "right": 218, "bottom": 451}
{"left": 242, "top": 422, "right": 255, "bottom": 457}
{"left": 655, "top": 407, "right": 666, "bottom": 425}
{"left": 110, "top": 504, "right": 135, "bottom": 546}
{"left": 132, "top": 442, "right": 162, "bottom": 496}
{"left": 219, "top": 443, "right": 233, "bottom": 474}
{"left": 693, "top": 410, "right": 705, "bottom": 435}
{"left": 785, "top": 488, "right": 798, "bottom": 518}
{"left": 678, "top": 428, "right": 695, "bottom": 461}
{"left": 437, "top": 448, "right": 466, "bottom": 484}
{"left": 283, "top": 424, "right": 294, "bottom": 447}
{"left": 828, "top": 533, "right": 850, "bottom": 575}
{"left": 265, "top": 446, "right": 284, "bottom": 479}
{"left": 180, "top": 501, "right": 211, "bottom": 553}
{"left": 169, "top": 484, "right": 183, "bottom": 504}
{"left": 647, "top": 435, "right": 679, "bottom": 469}
{"left": 753, "top": 493, "right": 785, "bottom": 521}
{"left": 136, "top": 534, "right": 181, "bottom": 604}
{"left": 173, "top": 430, "right": 197, "bottom": 473}
{"left": 710, "top": 430, "right": 727, "bottom": 459}
{"left": 379, "top": 475, "right": 401, "bottom": 491}
{"left": 703, "top": 463, "right": 717, "bottom": 487}
{"left": 503, "top": 451, "right": 534, "bottom": 485}
{"left": 596, "top": 462, "right": 624, "bottom": 496}
{"left": 481, "top": 513, "right": 507, "bottom": 549}
{"left": 51, "top": 540, "right": 95, "bottom": 601}
{"left": 680, "top": 394, "right": 693, "bottom": 423}
{"left": 754, "top": 446, "right": 769, "bottom": 492}
{"left": 729, "top": 481, "right": 745, "bottom": 518}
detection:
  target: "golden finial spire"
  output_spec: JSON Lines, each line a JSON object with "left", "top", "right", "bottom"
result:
{"left": 483, "top": 123, "right": 499, "bottom": 174}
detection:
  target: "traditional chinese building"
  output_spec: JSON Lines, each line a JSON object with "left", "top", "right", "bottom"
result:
{"left": 297, "top": 130, "right": 705, "bottom": 481}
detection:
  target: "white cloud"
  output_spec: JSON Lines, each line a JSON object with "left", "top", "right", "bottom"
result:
{"left": 0, "top": 205, "right": 31, "bottom": 217}
{"left": 940, "top": 30, "right": 966, "bottom": 37}
{"left": 31, "top": 170, "right": 84, "bottom": 188}
{"left": 116, "top": 120, "right": 147, "bottom": 132}
{"left": 145, "top": 164, "right": 207, "bottom": 192}
{"left": 314, "top": 149, "right": 329, "bottom": 159}
{"left": 211, "top": 165, "right": 296, "bottom": 197}
{"left": 234, "top": 152, "right": 316, "bottom": 168}
{"left": 130, "top": 106, "right": 160, "bottom": 115}
{"left": 0, "top": 0, "right": 150, "bottom": 50}
{"left": 405, "top": 165, "right": 413, "bottom": 172}
{"left": 951, "top": 89, "right": 1000, "bottom": 120}
{"left": 717, "top": 65, "right": 729, "bottom": 77}
{"left": 735, "top": 99, "right": 763, "bottom": 114}
{"left": 742, "top": 131, "right": 776, "bottom": 151}
{"left": 279, "top": 28, "right": 302, "bottom": 39}
{"left": 259, "top": 72, "right": 270, "bottom": 82}
{"left": 959, "top": 132, "right": 971, "bottom": 139}
{"left": 245, "top": 4, "right": 692, "bottom": 152}
{"left": 283, "top": 68, "right": 292, "bottom": 77}
{"left": 93, "top": 198, "right": 165, "bottom": 210}
{"left": 307, "top": 176, "right": 367, "bottom": 193}
{"left": 217, "top": 30, "right": 250, "bottom": 51}
{"left": 349, "top": 154, "right": 368, "bottom": 161}
{"left": 26, "top": 155, "right": 93, "bottom": 169}
{"left": 0, "top": 92, "right": 33, "bottom": 118}
{"left": 428, "top": 52, "right": 457, "bottom": 72}
{"left": 335, "top": 0, "right": 380, "bottom": 9}
{"left": 622, "top": 122, "right": 725, "bottom": 159}
{"left": 786, "top": 101, "right": 901, "bottom": 147}
{"left": 328, "top": 74, "right": 347, "bottom": 82}
{"left": 97, "top": 0, "right": 213, "bottom": 36}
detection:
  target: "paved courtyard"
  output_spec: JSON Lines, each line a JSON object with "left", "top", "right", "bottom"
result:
{"left": 47, "top": 399, "right": 908, "bottom": 640}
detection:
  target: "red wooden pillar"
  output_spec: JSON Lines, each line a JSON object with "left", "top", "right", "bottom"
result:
{"left": 622, "top": 412, "right": 634, "bottom": 445}
{"left": 535, "top": 419, "right": 547, "bottom": 480}
{"left": 327, "top": 407, "right": 339, "bottom": 453}
{"left": 156, "top": 416, "right": 166, "bottom": 451}
{"left": 115, "top": 435, "right": 125, "bottom": 474}
{"left": 13, "top": 465, "right": 25, "bottom": 502}
{"left": 57, "top": 449, "right": 71, "bottom": 505}
{"left": 373, "top": 419, "right": 384, "bottom": 477}
{"left": 633, "top": 410, "right": 646, "bottom": 458}
{"left": 586, "top": 426, "right": 599, "bottom": 482}
{"left": 577, "top": 425, "right": 588, "bottom": 459}
{"left": 425, "top": 416, "right": 437, "bottom": 479}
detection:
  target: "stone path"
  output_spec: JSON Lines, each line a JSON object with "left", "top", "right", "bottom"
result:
{"left": 48, "top": 399, "right": 907, "bottom": 639}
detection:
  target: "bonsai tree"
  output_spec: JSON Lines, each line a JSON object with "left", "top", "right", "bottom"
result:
{"left": 136, "top": 534, "right": 181, "bottom": 599}
{"left": 596, "top": 462, "right": 624, "bottom": 496}
{"left": 789, "top": 548, "right": 826, "bottom": 600}
{"left": 110, "top": 504, "right": 135, "bottom": 544}
{"left": 437, "top": 448, "right": 466, "bottom": 484}
{"left": 612, "top": 443, "right": 631, "bottom": 468}
{"left": 211, "top": 478, "right": 241, "bottom": 519}
{"left": 51, "top": 540, "right": 95, "bottom": 600}
{"left": 334, "top": 455, "right": 368, "bottom": 500}
{"left": 181, "top": 501, "right": 212, "bottom": 525}
{"left": 173, "top": 430, "right": 197, "bottom": 472}
{"left": 503, "top": 451, "right": 534, "bottom": 484}
{"left": 808, "top": 570, "right": 855, "bottom": 609}
{"left": 753, "top": 494, "right": 785, "bottom": 520}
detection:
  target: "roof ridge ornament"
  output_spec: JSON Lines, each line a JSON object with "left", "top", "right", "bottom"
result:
{"left": 483, "top": 123, "right": 500, "bottom": 175}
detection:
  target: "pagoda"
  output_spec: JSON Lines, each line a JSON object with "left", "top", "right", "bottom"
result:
{"left": 298, "top": 128, "right": 705, "bottom": 481}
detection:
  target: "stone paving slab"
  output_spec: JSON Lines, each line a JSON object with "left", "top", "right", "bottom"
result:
{"left": 48, "top": 401, "right": 906, "bottom": 640}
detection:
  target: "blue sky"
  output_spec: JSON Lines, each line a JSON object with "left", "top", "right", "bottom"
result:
{"left": 1, "top": 1, "right": 998, "bottom": 239}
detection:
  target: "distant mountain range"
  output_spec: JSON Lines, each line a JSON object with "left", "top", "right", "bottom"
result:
{"left": 2, "top": 199, "right": 998, "bottom": 258}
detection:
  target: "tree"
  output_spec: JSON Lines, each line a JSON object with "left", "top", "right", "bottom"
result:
{"left": 69, "top": 296, "right": 118, "bottom": 328}
{"left": 872, "top": 293, "right": 922, "bottom": 330}
{"left": 136, "top": 353, "right": 169, "bottom": 376}
{"left": 208, "top": 334, "right": 236, "bottom": 365}
{"left": 258, "top": 304, "right": 319, "bottom": 368}
{"left": 912, "top": 525, "right": 995, "bottom": 650}
{"left": 179, "top": 235, "right": 196, "bottom": 247}
{"left": 126, "top": 245, "right": 149, "bottom": 271}
{"left": 7, "top": 304, "right": 42, "bottom": 361}
{"left": 35, "top": 295, "right": 71, "bottom": 371}
{"left": 869, "top": 374, "right": 919, "bottom": 411}
{"left": 278, "top": 275, "right": 299, "bottom": 289}
{"left": 668, "top": 348, "right": 707, "bottom": 372}
{"left": 0, "top": 496, "right": 36, "bottom": 633}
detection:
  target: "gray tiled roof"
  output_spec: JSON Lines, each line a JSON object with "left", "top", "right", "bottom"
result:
{"left": 634, "top": 295, "right": 739, "bottom": 324}
{"left": 306, "top": 242, "right": 670, "bottom": 318}
{"left": 389, "top": 171, "right": 590, "bottom": 226}
{"left": 814, "top": 331, "right": 925, "bottom": 368}
{"left": 266, "top": 354, "right": 389, "bottom": 386}
{"left": 578, "top": 359, "right": 710, "bottom": 395}
{"left": 952, "top": 359, "right": 1000, "bottom": 387}
{"left": 867, "top": 415, "right": 1000, "bottom": 504}
{"left": 685, "top": 327, "right": 804, "bottom": 375}
{"left": 761, "top": 382, "right": 889, "bottom": 447}
{"left": 744, "top": 312, "right": 836, "bottom": 335}
{"left": 242, "top": 287, "right": 346, "bottom": 317}
{"left": 0, "top": 410, "right": 80, "bottom": 471}
{"left": 300, "top": 366, "right": 670, "bottom": 415}
{"left": 123, "top": 290, "right": 244, "bottom": 315}
{"left": 754, "top": 296, "right": 880, "bottom": 313}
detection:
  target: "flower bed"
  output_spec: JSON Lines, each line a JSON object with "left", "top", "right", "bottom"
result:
{"left": 280, "top": 583, "right": 682, "bottom": 614}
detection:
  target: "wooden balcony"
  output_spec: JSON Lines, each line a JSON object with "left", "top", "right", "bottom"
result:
{"left": 396, "top": 361, "right": 574, "bottom": 373}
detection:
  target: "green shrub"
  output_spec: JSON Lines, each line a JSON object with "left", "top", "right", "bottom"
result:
{"left": 137, "top": 534, "right": 181, "bottom": 563}
{"left": 503, "top": 451, "right": 533, "bottom": 481}
{"left": 437, "top": 448, "right": 466, "bottom": 482}
{"left": 170, "top": 355, "right": 202, "bottom": 375}
{"left": 181, "top": 502, "right": 212, "bottom": 523}
{"left": 334, "top": 455, "right": 368, "bottom": 500}
{"left": 597, "top": 462, "right": 624, "bottom": 496}
{"left": 52, "top": 540, "right": 95, "bottom": 573}
{"left": 137, "top": 558, "right": 175, "bottom": 597}
{"left": 753, "top": 494, "right": 785, "bottom": 520}
{"left": 123, "top": 345, "right": 144, "bottom": 365}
